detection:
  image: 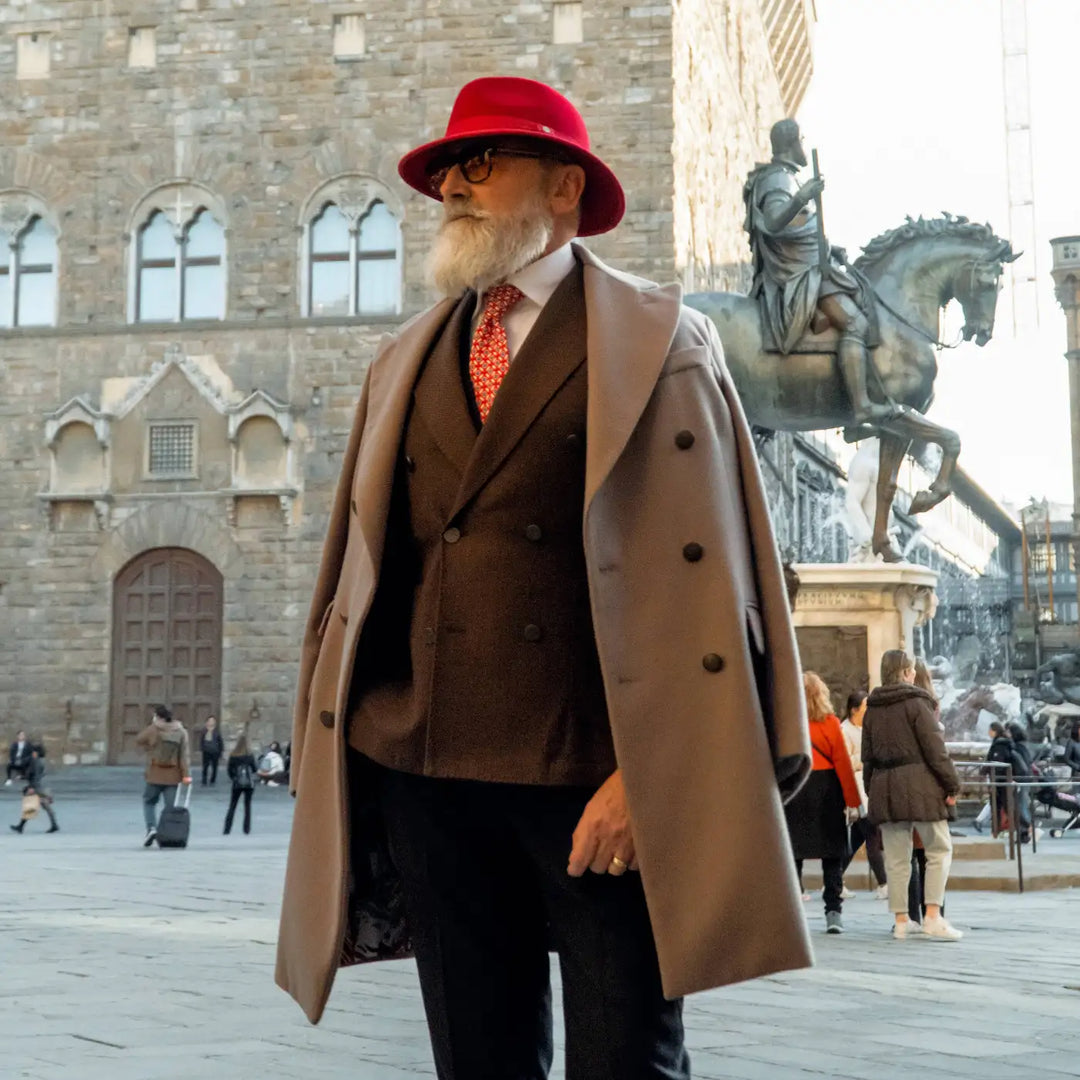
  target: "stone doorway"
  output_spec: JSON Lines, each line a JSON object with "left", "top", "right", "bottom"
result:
{"left": 795, "top": 625, "right": 869, "bottom": 717}
{"left": 109, "top": 548, "right": 223, "bottom": 764}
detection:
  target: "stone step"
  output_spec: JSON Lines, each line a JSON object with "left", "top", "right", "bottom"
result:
{"left": 845, "top": 831, "right": 1007, "bottom": 861}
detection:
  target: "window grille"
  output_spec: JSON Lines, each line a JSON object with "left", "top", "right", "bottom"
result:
{"left": 148, "top": 423, "right": 196, "bottom": 476}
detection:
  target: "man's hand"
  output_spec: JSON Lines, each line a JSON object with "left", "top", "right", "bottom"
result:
{"left": 182, "top": 776, "right": 192, "bottom": 785}
{"left": 567, "top": 769, "right": 637, "bottom": 878}
{"left": 798, "top": 176, "right": 825, "bottom": 203}
{"left": 945, "top": 795, "right": 957, "bottom": 806}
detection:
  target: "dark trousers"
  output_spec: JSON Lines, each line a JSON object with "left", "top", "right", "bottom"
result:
{"left": 907, "top": 849, "right": 944, "bottom": 921}
{"left": 7, "top": 763, "right": 28, "bottom": 782}
{"left": 378, "top": 766, "right": 691, "bottom": 1080}
{"left": 842, "top": 818, "right": 887, "bottom": 887}
{"left": 795, "top": 857, "right": 844, "bottom": 913}
{"left": 201, "top": 753, "right": 221, "bottom": 785}
{"left": 224, "top": 788, "right": 252, "bottom": 834}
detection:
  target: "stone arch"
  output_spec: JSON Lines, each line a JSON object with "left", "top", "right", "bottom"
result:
{"left": 91, "top": 501, "right": 244, "bottom": 581}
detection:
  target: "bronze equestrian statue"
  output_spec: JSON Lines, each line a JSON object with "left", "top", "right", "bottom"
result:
{"left": 686, "top": 119, "right": 1017, "bottom": 563}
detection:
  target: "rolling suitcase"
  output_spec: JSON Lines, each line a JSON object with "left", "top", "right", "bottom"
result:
{"left": 156, "top": 783, "right": 192, "bottom": 848}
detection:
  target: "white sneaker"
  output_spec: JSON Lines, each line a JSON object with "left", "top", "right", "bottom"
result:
{"left": 801, "top": 892, "right": 811, "bottom": 902}
{"left": 143, "top": 828, "right": 157, "bottom": 848}
{"left": 267, "top": 780, "right": 280, "bottom": 788}
{"left": 922, "top": 916, "right": 963, "bottom": 941}
{"left": 4, "top": 779, "right": 11, "bottom": 786}
{"left": 891, "top": 920, "right": 921, "bottom": 940}
{"left": 840, "top": 886, "right": 856, "bottom": 900}
{"left": 875, "top": 885, "right": 889, "bottom": 900}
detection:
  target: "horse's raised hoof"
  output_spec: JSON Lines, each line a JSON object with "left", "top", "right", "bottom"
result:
{"left": 908, "top": 487, "right": 948, "bottom": 515}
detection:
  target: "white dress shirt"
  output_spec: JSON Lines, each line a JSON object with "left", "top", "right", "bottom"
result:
{"left": 472, "top": 243, "right": 576, "bottom": 362}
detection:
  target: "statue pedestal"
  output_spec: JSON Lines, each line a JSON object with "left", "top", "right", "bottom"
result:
{"left": 792, "top": 563, "right": 939, "bottom": 692}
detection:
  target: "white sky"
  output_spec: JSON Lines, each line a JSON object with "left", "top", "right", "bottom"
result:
{"left": 798, "top": 0, "right": 1079, "bottom": 507}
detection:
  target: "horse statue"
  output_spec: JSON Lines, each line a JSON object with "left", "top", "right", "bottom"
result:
{"left": 686, "top": 214, "right": 1017, "bottom": 562}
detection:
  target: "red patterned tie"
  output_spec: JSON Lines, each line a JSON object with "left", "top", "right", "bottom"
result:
{"left": 469, "top": 283, "right": 524, "bottom": 423}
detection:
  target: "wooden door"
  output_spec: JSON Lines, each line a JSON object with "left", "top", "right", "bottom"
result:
{"left": 109, "top": 548, "right": 223, "bottom": 764}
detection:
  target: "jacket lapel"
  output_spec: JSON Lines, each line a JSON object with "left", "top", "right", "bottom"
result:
{"left": 410, "top": 292, "right": 479, "bottom": 477}
{"left": 351, "top": 298, "right": 458, "bottom": 569}
{"left": 578, "top": 244, "right": 683, "bottom": 515}
{"left": 450, "top": 262, "right": 587, "bottom": 519}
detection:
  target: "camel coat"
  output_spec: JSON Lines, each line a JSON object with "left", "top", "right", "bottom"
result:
{"left": 276, "top": 243, "right": 813, "bottom": 1023}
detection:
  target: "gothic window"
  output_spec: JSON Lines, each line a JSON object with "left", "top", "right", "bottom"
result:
{"left": 129, "top": 185, "right": 227, "bottom": 322}
{"left": 302, "top": 178, "right": 402, "bottom": 318}
{"left": 136, "top": 209, "right": 224, "bottom": 322}
{"left": 0, "top": 214, "right": 58, "bottom": 327}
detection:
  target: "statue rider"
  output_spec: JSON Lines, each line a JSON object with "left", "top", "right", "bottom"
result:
{"left": 744, "top": 119, "right": 895, "bottom": 425}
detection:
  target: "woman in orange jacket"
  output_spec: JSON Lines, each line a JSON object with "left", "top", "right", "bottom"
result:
{"left": 785, "top": 671, "right": 863, "bottom": 934}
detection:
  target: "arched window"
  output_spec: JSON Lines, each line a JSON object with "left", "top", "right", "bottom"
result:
{"left": 0, "top": 214, "right": 58, "bottom": 327}
{"left": 131, "top": 186, "right": 226, "bottom": 322}
{"left": 302, "top": 179, "right": 402, "bottom": 317}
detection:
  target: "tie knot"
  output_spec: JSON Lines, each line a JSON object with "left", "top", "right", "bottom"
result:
{"left": 481, "top": 283, "right": 524, "bottom": 320}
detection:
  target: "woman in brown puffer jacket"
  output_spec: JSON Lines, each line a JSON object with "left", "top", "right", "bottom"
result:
{"left": 863, "top": 649, "right": 962, "bottom": 941}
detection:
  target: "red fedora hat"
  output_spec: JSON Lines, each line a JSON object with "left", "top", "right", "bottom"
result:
{"left": 398, "top": 77, "right": 625, "bottom": 237}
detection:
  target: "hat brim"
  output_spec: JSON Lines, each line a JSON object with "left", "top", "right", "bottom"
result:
{"left": 398, "top": 128, "right": 625, "bottom": 238}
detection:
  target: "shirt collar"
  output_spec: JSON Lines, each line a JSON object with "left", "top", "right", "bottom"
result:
{"left": 481, "top": 242, "right": 575, "bottom": 311}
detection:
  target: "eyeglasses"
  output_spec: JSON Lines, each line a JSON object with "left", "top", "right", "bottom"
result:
{"left": 426, "top": 147, "right": 561, "bottom": 195}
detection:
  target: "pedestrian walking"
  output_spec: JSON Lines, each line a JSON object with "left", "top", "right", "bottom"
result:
{"left": 9, "top": 747, "right": 59, "bottom": 834}
{"left": 6, "top": 729, "right": 32, "bottom": 785}
{"left": 863, "top": 649, "right": 963, "bottom": 941}
{"left": 840, "top": 690, "right": 888, "bottom": 898}
{"left": 134, "top": 704, "right": 191, "bottom": 847}
{"left": 199, "top": 716, "right": 224, "bottom": 786}
{"left": 1064, "top": 720, "right": 1080, "bottom": 777}
{"left": 224, "top": 734, "right": 257, "bottom": 835}
{"left": 276, "top": 74, "right": 813, "bottom": 1077}
{"left": 256, "top": 741, "right": 286, "bottom": 786}
{"left": 786, "top": 672, "right": 862, "bottom": 933}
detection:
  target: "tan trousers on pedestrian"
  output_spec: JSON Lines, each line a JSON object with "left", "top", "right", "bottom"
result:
{"left": 879, "top": 820, "right": 953, "bottom": 914}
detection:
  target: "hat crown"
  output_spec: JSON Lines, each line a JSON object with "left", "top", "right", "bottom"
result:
{"left": 444, "top": 77, "right": 590, "bottom": 150}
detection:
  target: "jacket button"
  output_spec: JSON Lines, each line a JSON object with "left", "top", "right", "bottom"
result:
{"left": 523, "top": 624, "right": 542, "bottom": 642}
{"left": 404, "top": 455, "right": 416, "bottom": 473}
{"left": 422, "top": 627, "right": 436, "bottom": 646}
{"left": 683, "top": 542, "right": 704, "bottom": 562}
{"left": 524, "top": 524, "right": 543, "bottom": 542}
{"left": 702, "top": 653, "right": 724, "bottom": 673}
{"left": 319, "top": 710, "right": 335, "bottom": 728}
{"left": 443, "top": 526, "right": 461, "bottom": 544}
{"left": 566, "top": 432, "right": 582, "bottom": 448}
{"left": 675, "top": 430, "right": 695, "bottom": 449}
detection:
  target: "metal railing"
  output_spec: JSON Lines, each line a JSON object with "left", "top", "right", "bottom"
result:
{"left": 951, "top": 759, "right": 1080, "bottom": 893}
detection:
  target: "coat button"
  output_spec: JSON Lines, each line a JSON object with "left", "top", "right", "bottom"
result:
{"left": 702, "top": 653, "right": 725, "bottom": 673}
{"left": 683, "top": 542, "right": 704, "bottom": 562}
{"left": 319, "top": 710, "right": 335, "bottom": 728}
{"left": 422, "top": 627, "right": 436, "bottom": 646}
{"left": 339, "top": 610, "right": 348, "bottom": 624}
{"left": 524, "top": 524, "right": 543, "bottom": 542}
{"left": 675, "top": 430, "right": 695, "bottom": 449}
{"left": 566, "top": 432, "right": 582, "bottom": 448}
{"left": 523, "top": 624, "right": 543, "bottom": 642}
{"left": 404, "top": 455, "right": 416, "bottom": 473}
{"left": 443, "top": 526, "right": 461, "bottom": 544}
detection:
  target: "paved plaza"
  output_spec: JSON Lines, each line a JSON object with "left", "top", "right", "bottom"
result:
{"left": 3, "top": 769, "right": 1080, "bottom": 1080}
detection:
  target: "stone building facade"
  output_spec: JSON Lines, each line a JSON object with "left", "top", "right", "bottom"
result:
{"left": 0, "top": 0, "right": 813, "bottom": 763}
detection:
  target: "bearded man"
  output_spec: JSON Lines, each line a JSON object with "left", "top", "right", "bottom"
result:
{"left": 277, "top": 77, "right": 812, "bottom": 1079}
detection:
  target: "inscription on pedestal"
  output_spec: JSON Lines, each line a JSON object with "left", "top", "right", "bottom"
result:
{"left": 800, "top": 588, "right": 877, "bottom": 609}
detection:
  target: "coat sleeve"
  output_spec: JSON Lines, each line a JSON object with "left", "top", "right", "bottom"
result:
{"left": 702, "top": 315, "right": 810, "bottom": 801}
{"left": 862, "top": 712, "right": 876, "bottom": 793}
{"left": 288, "top": 360, "right": 375, "bottom": 796}
{"left": 133, "top": 724, "right": 154, "bottom": 750}
{"left": 912, "top": 702, "right": 959, "bottom": 795}
{"left": 826, "top": 716, "right": 862, "bottom": 808}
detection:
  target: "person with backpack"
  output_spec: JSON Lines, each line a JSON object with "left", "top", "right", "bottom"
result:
{"left": 134, "top": 704, "right": 191, "bottom": 847}
{"left": 224, "top": 734, "right": 257, "bottom": 835}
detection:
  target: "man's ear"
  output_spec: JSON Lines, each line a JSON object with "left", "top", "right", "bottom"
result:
{"left": 549, "top": 163, "right": 586, "bottom": 217}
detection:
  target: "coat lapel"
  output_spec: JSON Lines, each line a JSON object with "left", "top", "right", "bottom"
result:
{"left": 351, "top": 298, "right": 458, "bottom": 569}
{"left": 410, "top": 292, "right": 479, "bottom": 477}
{"left": 450, "top": 262, "right": 587, "bottom": 519}
{"left": 577, "top": 244, "right": 683, "bottom": 514}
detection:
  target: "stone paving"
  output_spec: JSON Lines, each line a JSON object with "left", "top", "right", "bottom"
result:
{"left": 3, "top": 768, "right": 1080, "bottom": 1080}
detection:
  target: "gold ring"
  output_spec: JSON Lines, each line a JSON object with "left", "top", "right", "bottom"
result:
{"left": 609, "top": 855, "right": 628, "bottom": 871}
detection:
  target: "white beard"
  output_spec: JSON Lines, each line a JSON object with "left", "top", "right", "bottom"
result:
{"left": 427, "top": 195, "right": 554, "bottom": 297}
